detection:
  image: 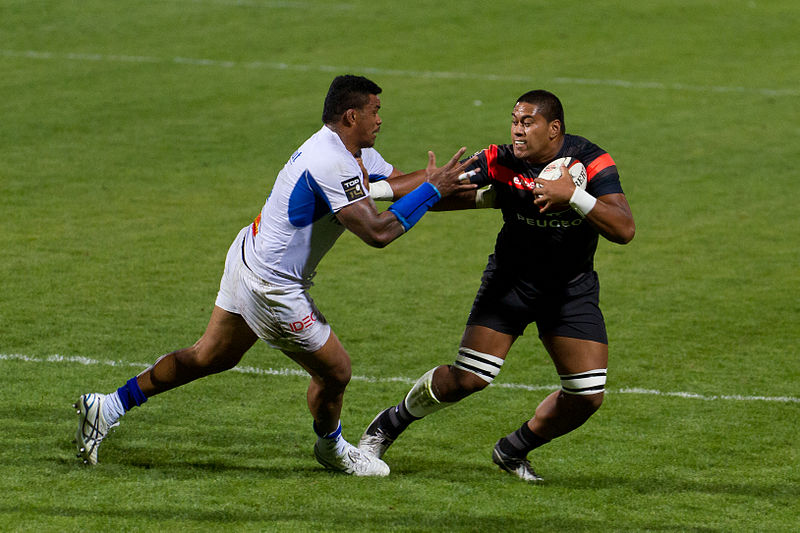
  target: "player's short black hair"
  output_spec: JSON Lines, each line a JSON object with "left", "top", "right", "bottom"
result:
{"left": 517, "top": 89, "right": 565, "bottom": 134}
{"left": 322, "top": 75, "right": 382, "bottom": 124}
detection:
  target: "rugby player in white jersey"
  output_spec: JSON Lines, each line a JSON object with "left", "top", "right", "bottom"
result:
{"left": 73, "top": 75, "right": 477, "bottom": 475}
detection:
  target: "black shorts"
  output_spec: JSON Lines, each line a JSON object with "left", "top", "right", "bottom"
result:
{"left": 466, "top": 267, "right": 608, "bottom": 344}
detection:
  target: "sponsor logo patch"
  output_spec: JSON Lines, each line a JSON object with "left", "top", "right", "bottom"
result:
{"left": 516, "top": 212, "right": 584, "bottom": 229}
{"left": 289, "top": 312, "right": 317, "bottom": 333}
{"left": 341, "top": 176, "right": 366, "bottom": 202}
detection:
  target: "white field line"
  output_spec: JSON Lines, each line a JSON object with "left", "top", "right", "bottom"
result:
{"left": 180, "top": 0, "right": 355, "bottom": 8}
{"left": 2, "top": 353, "right": 798, "bottom": 404}
{"left": 2, "top": 49, "right": 798, "bottom": 98}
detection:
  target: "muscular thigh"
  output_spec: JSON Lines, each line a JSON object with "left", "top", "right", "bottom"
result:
{"left": 460, "top": 325, "right": 515, "bottom": 359}
{"left": 282, "top": 330, "right": 350, "bottom": 383}
{"left": 541, "top": 335, "right": 608, "bottom": 374}
{"left": 194, "top": 306, "right": 258, "bottom": 365}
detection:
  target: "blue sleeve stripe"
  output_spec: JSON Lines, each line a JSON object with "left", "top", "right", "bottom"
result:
{"left": 387, "top": 182, "right": 441, "bottom": 231}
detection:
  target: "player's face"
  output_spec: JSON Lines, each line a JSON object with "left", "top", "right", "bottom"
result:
{"left": 511, "top": 102, "right": 557, "bottom": 163}
{"left": 354, "top": 94, "right": 382, "bottom": 148}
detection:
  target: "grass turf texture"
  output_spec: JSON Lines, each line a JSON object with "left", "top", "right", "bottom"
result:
{"left": 2, "top": 0, "right": 799, "bottom": 531}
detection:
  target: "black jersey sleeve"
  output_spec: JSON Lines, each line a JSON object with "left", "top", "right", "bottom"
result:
{"left": 460, "top": 147, "right": 493, "bottom": 188}
{"left": 569, "top": 137, "right": 624, "bottom": 197}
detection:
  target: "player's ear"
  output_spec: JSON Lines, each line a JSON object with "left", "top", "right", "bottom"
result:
{"left": 344, "top": 108, "right": 358, "bottom": 126}
{"left": 548, "top": 119, "right": 562, "bottom": 139}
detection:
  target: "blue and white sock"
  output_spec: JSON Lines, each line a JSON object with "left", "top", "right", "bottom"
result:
{"left": 102, "top": 392, "right": 125, "bottom": 426}
{"left": 102, "top": 377, "right": 148, "bottom": 426}
{"left": 313, "top": 421, "right": 347, "bottom": 455}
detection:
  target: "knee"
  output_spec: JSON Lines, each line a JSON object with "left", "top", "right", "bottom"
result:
{"left": 328, "top": 362, "right": 352, "bottom": 391}
{"left": 180, "top": 340, "right": 243, "bottom": 374}
{"left": 435, "top": 366, "right": 490, "bottom": 402}
{"left": 559, "top": 368, "right": 606, "bottom": 414}
{"left": 454, "top": 366, "right": 491, "bottom": 394}
{"left": 446, "top": 347, "right": 505, "bottom": 399}
{"left": 584, "top": 391, "right": 604, "bottom": 412}
{"left": 318, "top": 358, "right": 352, "bottom": 393}
{"left": 563, "top": 391, "right": 604, "bottom": 416}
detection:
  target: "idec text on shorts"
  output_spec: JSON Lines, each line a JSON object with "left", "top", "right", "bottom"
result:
{"left": 289, "top": 312, "right": 317, "bottom": 332}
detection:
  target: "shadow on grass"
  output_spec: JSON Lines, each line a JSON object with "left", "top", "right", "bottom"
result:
{"left": 391, "top": 456, "right": 800, "bottom": 500}
{"left": 0, "top": 503, "right": 719, "bottom": 532}
{"left": 52, "top": 446, "right": 800, "bottom": 502}
{"left": 550, "top": 472, "right": 800, "bottom": 499}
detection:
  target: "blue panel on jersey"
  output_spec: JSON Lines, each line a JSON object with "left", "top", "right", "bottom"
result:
{"left": 369, "top": 173, "right": 389, "bottom": 182}
{"left": 288, "top": 170, "right": 333, "bottom": 227}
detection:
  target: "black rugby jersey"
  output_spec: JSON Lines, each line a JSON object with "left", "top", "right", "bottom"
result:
{"left": 466, "top": 134, "right": 624, "bottom": 291}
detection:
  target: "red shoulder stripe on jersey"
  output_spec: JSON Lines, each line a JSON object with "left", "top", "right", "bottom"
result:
{"left": 586, "top": 153, "right": 615, "bottom": 181}
{"left": 484, "top": 144, "right": 498, "bottom": 169}
{"left": 252, "top": 213, "right": 262, "bottom": 236}
{"left": 485, "top": 144, "right": 519, "bottom": 185}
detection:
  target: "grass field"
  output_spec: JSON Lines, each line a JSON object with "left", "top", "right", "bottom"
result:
{"left": 2, "top": 0, "right": 799, "bottom": 531}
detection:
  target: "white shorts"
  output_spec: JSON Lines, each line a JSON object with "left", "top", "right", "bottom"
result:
{"left": 215, "top": 226, "right": 332, "bottom": 353}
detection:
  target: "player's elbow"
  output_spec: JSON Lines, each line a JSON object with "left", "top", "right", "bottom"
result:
{"left": 617, "top": 221, "right": 635, "bottom": 244}
{"left": 623, "top": 220, "right": 636, "bottom": 243}
{"left": 360, "top": 229, "right": 396, "bottom": 248}
{"left": 360, "top": 215, "right": 408, "bottom": 248}
{"left": 364, "top": 237, "right": 391, "bottom": 248}
{"left": 607, "top": 219, "right": 635, "bottom": 245}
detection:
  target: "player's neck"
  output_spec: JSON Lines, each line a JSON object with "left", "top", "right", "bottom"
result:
{"left": 527, "top": 137, "right": 564, "bottom": 165}
{"left": 326, "top": 123, "right": 362, "bottom": 156}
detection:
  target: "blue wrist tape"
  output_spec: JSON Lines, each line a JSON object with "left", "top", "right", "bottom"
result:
{"left": 387, "top": 182, "right": 441, "bottom": 231}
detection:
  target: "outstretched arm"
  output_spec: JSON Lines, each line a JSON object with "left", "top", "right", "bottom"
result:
{"left": 337, "top": 148, "right": 478, "bottom": 247}
{"left": 373, "top": 151, "right": 478, "bottom": 201}
{"left": 379, "top": 165, "right": 490, "bottom": 212}
{"left": 335, "top": 197, "right": 406, "bottom": 248}
{"left": 377, "top": 168, "right": 427, "bottom": 199}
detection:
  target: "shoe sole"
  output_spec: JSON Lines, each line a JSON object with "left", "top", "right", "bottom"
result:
{"left": 74, "top": 394, "right": 102, "bottom": 465}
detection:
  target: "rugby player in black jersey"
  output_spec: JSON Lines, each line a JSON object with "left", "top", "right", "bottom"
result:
{"left": 359, "top": 89, "right": 635, "bottom": 481}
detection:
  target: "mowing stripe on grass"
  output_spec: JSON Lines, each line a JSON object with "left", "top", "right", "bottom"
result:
{"left": 3, "top": 353, "right": 798, "bottom": 404}
{"left": 2, "top": 49, "right": 798, "bottom": 98}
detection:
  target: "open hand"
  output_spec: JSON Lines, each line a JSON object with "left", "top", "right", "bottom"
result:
{"left": 425, "top": 147, "right": 479, "bottom": 197}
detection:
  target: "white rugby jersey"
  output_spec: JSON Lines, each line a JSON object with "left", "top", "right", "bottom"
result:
{"left": 243, "top": 125, "right": 394, "bottom": 285}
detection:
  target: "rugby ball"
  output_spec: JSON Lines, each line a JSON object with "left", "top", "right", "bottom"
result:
{"left": 537, "top": 157, "right": 587, "bottom": 190}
